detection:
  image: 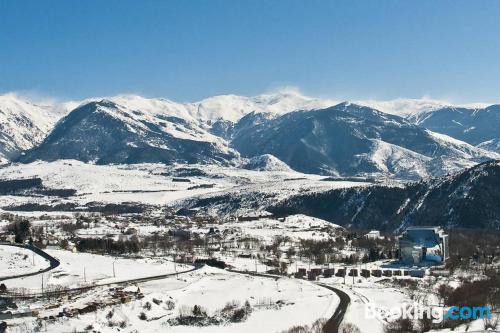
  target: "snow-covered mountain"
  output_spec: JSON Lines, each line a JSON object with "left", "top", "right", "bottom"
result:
{"left": 0, "top": 93, "right": 61, "bottom": 164}
{"left": 3, "top": 90, "right": 499, "bottom": 180}
{"left": 356, "top": 98, "right": 488, "bottom": 118}
{"left": 19, "top": 100, "right": 238, "bottom": 165}
{"left": 407, "top": 105, "right": 500, "bottom": 152}
{"left": 478, "top": 138, "right": 500, "bottom": 152}
{"left": 14, "top": 90, "right": 338, "bottom": 166}
{"left": 68, "top": 89, "right": 336, "bottom": 125}
{"left": 194, "top": 89, "right": 336, "bottom": 122}
{"left": 168, "top": 159, "right": 500, "bottom": 231}
{"left": 231, "top": 102, "right": 498, "bottom": 179}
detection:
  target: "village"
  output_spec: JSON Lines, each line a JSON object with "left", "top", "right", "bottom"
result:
{"left": 1, "top": 208, "right": 498, "bottom": 333}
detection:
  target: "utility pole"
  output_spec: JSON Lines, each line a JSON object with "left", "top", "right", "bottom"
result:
{"left": 174, "top": 248, "right": 178, "bottom": 279}
{"left": 41, "top": 273, "right": 44, "bottom": 294}
{"left": 84, "top": 267, "right": 87, "bottom": 283}
{"left": 113, "top": 261, "right": 116, "bottom": 278}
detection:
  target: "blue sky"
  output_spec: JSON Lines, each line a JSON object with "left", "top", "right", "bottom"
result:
{"left": 1, "top": 0, "right": 500, "bottom": 102}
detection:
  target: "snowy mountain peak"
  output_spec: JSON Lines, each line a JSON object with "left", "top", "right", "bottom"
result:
{"left": 0, "top": 93, "right": 62, "bottom": 164}
{"left": 355, "top": 98, "right": 490, "bottom": 118}
{"left": 195, "top": 90, "right": 336, "bottom": 122}
{"left": 63, "top": 90, "right": 336, "bottom": 125}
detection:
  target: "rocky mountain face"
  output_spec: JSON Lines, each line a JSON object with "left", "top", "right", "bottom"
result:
{"left": 269, "top": 160, "right": 500, "bottom": 231}
{"left": 231, "top": 103, "right": 497, "bottom": 178}
{"left": 19, "top": 100, "right": 237, "bottom": 165}
{"left": 409, "top": 105, "right": 500, "bottom": 151}
{"left": 0, "top": 94, "right": 60, "bottom": 164}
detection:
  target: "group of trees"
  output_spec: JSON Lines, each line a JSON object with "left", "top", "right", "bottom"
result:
{"left": 387, "top": 269, "right": 500, "bottom": 332}
{"left": 6, "top": 220, "right": 31, "bottom": 243}
{"left": 73, "top": 230, "right": 205, "bottom": 260}
{"left": 297, "top": 239, "right": 337, "bottom": 264}
{"left": 438, "top": 272, "right": 500, "bottom": 309}
{"left": 446, "top": 229, "right": 500, "bottom": 273}
{"left": 351, "top": 236, "right": 397, "bottom": 262}
{"left": 280, "top": 320, "right": 361, "bottom": 333}
{"left": 76, "top": 237, "right": 141, "bottom": 254}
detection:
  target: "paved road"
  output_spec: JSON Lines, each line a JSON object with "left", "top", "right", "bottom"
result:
{"left": 228, "top": 269, "right": 351, "bottom": 333}
{"left": 0, "top": 243, "right": 60, "bottom": 282}
{"left": 318, "top": 283, "right": 351, "bottom": 333}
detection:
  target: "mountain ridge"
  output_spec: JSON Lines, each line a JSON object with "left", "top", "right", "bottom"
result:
{"left": 3, "top": 91, "right": 500, "bottom": 181}
{"left": 269, "top": 159, "right": 500, "bottom": 231}
{"left": 230, "top": 102, "right": 498, "bottom": 178}
{"left": 408, "top": 104, "right": 500, "bottom": 152}
{"left": 18, "top": 100, "right": 238, "bottom": 165}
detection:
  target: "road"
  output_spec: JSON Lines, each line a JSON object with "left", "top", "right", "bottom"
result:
{"left": 228, "top": 269, "right": 351, "bottom": 333}
{"left": 318, "top": 283, "right": 351, "bottom": 333}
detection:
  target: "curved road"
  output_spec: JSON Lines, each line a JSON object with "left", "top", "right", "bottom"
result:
{"left": 318, "top": 283, "right": 351, "bottom": 333}
{"left": 228, "top": 269, "right": 351, "bottom": 333}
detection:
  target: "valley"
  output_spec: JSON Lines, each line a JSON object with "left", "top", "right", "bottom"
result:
{"left": 1, "top": 92, "right": 499, "bottom": 333}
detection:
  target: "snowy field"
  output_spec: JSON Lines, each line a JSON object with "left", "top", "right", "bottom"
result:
{"left": 0, "top": 245, "right": 50, "bottom": 278}
{"left": 221, "top": 214, "right": 342, "bottom": 242}
{"left": 30, "top": 266, "right": 339, "bottom": 333}
{"left": 3, "top": 248, "right": 191, "bottom": 291}
{"left": 191, "top": 214, "right": 343, "bottom": 245}
{"left": 0, "top": 160, "right": 370, "bottom": 209}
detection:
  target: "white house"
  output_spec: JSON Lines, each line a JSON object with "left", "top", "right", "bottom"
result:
{"left": 365, "top": 230, "right": 381, "bottom": 240}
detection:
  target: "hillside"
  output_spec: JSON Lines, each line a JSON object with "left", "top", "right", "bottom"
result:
{"left": 270, "top": 160, "right": 500, "bottom": 231}
{"left": 19, "top": 100, "right": 237, "bottom": 165}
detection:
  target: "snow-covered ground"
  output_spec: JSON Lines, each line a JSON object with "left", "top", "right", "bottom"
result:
{"left": 3, "top": 248, "right": 191, "bottom": 291}
{"left": 191, "top": 214, "right": 343, "bottom": 245}
{"left": 0, "top": 160, "right": 370, "bottom": 210}
{"left": 320, "top": 275, "right": 497, "bottom": 333}
{"left": 0, "top": 245, "right": 50, "bottom": 278}
{"left": 29, "top": 266, "right": 338, "bottom": 333}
